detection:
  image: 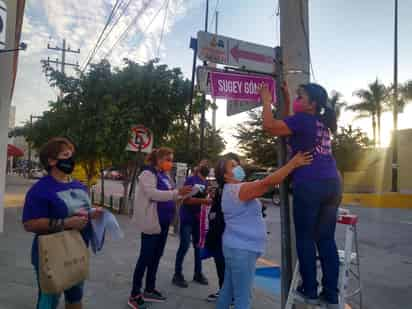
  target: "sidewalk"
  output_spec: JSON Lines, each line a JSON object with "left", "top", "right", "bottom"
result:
{"left": 0, "top": 175, "right": 280, "bottom": 309}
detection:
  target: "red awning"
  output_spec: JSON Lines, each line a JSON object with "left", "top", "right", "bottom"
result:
{"left": 7, "top": 144, "right": 24, "bottom": 157}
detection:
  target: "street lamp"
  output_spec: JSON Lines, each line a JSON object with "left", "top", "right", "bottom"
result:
{"left": 392, "top": 0, "right": 399, "bottom": 192}
{"left": 0, "top": 42, "right": 27, "bottom": 54}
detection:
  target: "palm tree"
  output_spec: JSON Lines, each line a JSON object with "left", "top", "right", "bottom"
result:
{"left": 347, "top": 78, "right": 387, "bottom": 146}
{"left": 329, "top": 91, "right": 347, "bottom": 122}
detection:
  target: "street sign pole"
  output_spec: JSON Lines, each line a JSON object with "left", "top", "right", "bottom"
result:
{"left": 186, "top": 37, "right": 198, "bottom": 156}
{"left": 127, "top": 138, "right": 143, "bottom": 213}
{"left": 199, "top": 0, "right": 209, "bottom": 161}
{"left": 275, "top": 46, "right": 293, "bottom": 308}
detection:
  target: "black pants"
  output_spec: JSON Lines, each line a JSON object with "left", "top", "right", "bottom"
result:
{"left": 213, "top": 244, "right": 225, "bottom": 289}
{"left": 131, "top": 223, "right": 169, "bottom": 296}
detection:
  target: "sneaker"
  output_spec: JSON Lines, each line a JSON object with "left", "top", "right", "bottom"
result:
{"left": 207, "top": 291, "right": 219, "bottom": 302}
{"left": 172, "top": 273, "right": 189, "bottom": 288}
{"left": 128, "top": 295, "right": 148, "bottom": 309}
{"left": 294, "top": 288, "right": 320, "bottom": 306}
{"left": 193, "top": 273, "right": 209, "bottom": 285}
{"left": 143, "top": 289, "right": 167, "bottom": 303}
{"left": 319, "top": 293, "right": 340, "bottom": 309}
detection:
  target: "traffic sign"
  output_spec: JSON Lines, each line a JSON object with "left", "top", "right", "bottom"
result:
{"left": 0, "top": 0, "right": 7, "bottom": 50}
{"left": 210, "top": 70, "right": 276, "bottom": 102}
{"left": 227, "top": 100, "right": 261, "bottom": 116}
{"left": 126, "top": 125, "right": 153, "bottom": 153}
{"left": 197, "top": 31, "right": 275, "bottom": 74}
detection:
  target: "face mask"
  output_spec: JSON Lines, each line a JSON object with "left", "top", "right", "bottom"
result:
{"left": 160, "top": 161, "right": 173, "bottom": 172}
{"left": 199, "top": 166, "right": 210, "bottom": 178}
{"left": 56, "top": 157, "right": 75, "bottom": 174}
{"left": 233, "top": 166, "right": 246, "bottom": 182}
{"left": 293, "top": 97, "right": 306, "bottom": 113}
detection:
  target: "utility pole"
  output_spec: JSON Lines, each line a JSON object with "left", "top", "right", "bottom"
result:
{"left": 199, "top": 0, "right": 209, "bottom": 160}
{"left": 392, "top": 0, "right": 399, "bottom": 192}
{"left": 27, "top": 115, "right": 42, "bottom": 177}
{"left": 211, "top": 10, "right": 218, "bottom": 133}
{"left": 42, "top": 39, "right": 80, "bottom": 74}
{"left": 279, "top": 1, "right": 310, "bottom": 308}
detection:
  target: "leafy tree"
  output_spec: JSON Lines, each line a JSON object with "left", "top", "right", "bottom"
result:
{"left": 332, "top": 126, "right": 372, "bottom": 175}
{"left": 235, "top": 109, "right": 278, "bottom": 167}
{"left": 347, "top": 78, "right": 388, "bottom": 146}
{"left": 329, "top": 91, "right": 346, "bottom": 122}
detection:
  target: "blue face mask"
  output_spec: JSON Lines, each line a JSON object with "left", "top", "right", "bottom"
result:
{"left": 233, "top": 165, "right": 246, "bottom": 182}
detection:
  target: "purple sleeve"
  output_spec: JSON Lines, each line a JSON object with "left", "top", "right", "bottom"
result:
{"left": 184, "top": 176, "right": 195, "bottom": 186}
{"left": 22, "top": 189, "right": 49, "bottom": 223}
{"left": 284, "top": 113, "right": 306, "bottom": 135}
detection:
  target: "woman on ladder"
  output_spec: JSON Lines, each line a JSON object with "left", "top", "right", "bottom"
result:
{"left": 260, "top": 83, "right": 342, "bottom": 309}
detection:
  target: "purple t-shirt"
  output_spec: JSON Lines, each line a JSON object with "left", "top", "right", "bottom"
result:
{"left": 22, "top": 175, "right": 92, "bottom": 266}
{"left": 180, "top": 175, "right": 208, "bottom": 225}
{"left": 284, "top": 112, "right": 338, "bottom": 182}
{"left": 155, "top": 171, "right": 176, "bottom": 225}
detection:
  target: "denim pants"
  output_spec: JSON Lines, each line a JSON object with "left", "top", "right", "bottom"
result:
{"left": 174, "top": 221, "right": 202, "bottom": 276}
{"left": 217, "top": 246, "right": 259, "bottom": 309}
{"left": 293, "top": 179, "right": 341, "bottom": 304}
{"left": 131, "top": 223, "right": 169, "bottom": 296}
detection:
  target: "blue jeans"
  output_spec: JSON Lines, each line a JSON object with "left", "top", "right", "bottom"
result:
{"left": 131, "top": 223, "right": 169, "bottom": 296}
{"left": 174, "top": 221, "right": 202, "bottom": 276}
{"left": 293, "top": 179, "right": 341, "bottom": 304}
{"left": 217, "top": 246, "right": 259, "bottom": 309}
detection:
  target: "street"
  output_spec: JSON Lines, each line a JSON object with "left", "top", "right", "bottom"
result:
{"left": 1, "top": 175, "right": 411, "bottom": 308}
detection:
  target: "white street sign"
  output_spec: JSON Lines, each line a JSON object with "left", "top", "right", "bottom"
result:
{"left": 197, "top": 31, "right": 275, "bottom": 74}
{"left": 227, "top": 100, "right": 261, "bottom": 116}
{"left": 126, "top": 125, "right": 153, "bottom": 154}
{"left": 197, "top": 66, "right": 211, "bottom": 94}
{"left": 0, "top": 0, "right": 7, "bottom": 50}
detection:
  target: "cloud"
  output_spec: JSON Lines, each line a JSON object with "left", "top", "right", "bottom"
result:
{"left": 13, "top": 0, "right": 191, "bottom": 124}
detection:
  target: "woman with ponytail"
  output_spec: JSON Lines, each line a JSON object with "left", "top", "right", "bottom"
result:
{"left": 128, "top": 148, "right": 192, "bottom": 309}
{"left": 260, "top": 83, "right": 342, "bottom": 308}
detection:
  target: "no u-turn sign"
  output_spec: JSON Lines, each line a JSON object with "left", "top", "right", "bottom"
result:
{"left": 126, "top": 125, "right": 154, "bottom": 154}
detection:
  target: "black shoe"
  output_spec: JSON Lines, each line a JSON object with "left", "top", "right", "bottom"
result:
{"left": 172, "top": 273, "right": 189, "bottom": 288}
{"left": 193, "top": 273, "right": 209, "bottom": 285}
{"left": 128, "top": 295, "right": 148, "bottom": 309}
{"left": 319, "top": 293, "right": 339, "bottom": 309}
{"left": 143, "top": 289, "right": 167, "bottom": 303}
{"left": 207, "top": 291, "right": 219, "bottom": 302}
{"left": 294, "top": 286, "right": 320, "bottom": 306}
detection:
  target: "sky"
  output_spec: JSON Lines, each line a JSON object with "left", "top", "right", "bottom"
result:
{"left": 12, "top": 0, "right": 412, "bottom": 153}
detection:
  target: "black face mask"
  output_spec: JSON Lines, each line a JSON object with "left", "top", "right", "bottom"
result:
{"left": 56, "top": 157, "right": 75, "bottom": 174}
{"left": 199, "top": 166, "right": 210, "bottom": 178}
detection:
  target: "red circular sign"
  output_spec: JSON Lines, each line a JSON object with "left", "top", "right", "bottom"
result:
{"left": 129, "top": 125, "right": 152, "bottom": 150}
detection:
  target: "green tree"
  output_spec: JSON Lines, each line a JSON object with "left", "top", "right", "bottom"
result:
{"left": 347, "top": 78, "right": 388, "bottom": 146}
{"left": 329, "top": 91, "right": 346, "bottom": 122}
{"left": 235, "top": 109, "right": 278, "bottom": 167}
{"left": 332, "top": 126, "right": 372, "bottom": 175}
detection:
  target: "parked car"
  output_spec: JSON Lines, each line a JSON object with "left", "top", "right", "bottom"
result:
{"left": 29, "top": 169, "right": 46, "bottom": 179}
{"left": 247, "top": 172, "right": 280, "bottom": 206}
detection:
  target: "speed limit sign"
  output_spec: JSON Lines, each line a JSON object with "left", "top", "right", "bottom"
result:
{"left": 0, "top": 0, "right": 6, "bottom": 50}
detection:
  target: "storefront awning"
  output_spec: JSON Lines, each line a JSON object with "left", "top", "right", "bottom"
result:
{"left": 7, "top": 144, "right": 23, "bottom": 157}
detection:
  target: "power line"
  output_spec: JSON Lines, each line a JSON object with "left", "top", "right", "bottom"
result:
{"left": 298, "top": 0, "right": 316, "bottom": 81}
{"left": 93, "top": 0, "right": 135, "bottom": 61}
{"left": 81, "top": 0, "right": 124, "bottom": 72}
{"left": 104, "top": 0, "right": 167, "bottom": 60}
{"left": 157, "top": 0, "right": 170, "bottom": 58}
{"left": 209, "top": 0, "right": 220, "bottom": 30}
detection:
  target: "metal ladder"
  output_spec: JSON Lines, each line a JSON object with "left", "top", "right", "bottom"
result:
{"left": 285, "top": 210, "right": 363, "bottom": 309}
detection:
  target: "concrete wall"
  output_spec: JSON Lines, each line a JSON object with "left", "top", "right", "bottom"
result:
{"left": 0, "top": 0, "right": 24, "bottom": 232}
{"left": 343, "top": 129, "right": 412, "bottom": 193}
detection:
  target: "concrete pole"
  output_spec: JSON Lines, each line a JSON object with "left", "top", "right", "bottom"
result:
{"left": 280, "top": 0, "right": 310, "bottom": 103}
{"left": 279, "top": 0, "right": 310, "bottom": 307}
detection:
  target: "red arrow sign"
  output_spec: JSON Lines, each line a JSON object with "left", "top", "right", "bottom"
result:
{"left": 230, "top": 45, "right": 273, "bottom": 64}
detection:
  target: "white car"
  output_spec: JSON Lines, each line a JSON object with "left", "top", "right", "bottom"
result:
{"left": 30, "top": 169, "right": 45, "bottom": 179}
